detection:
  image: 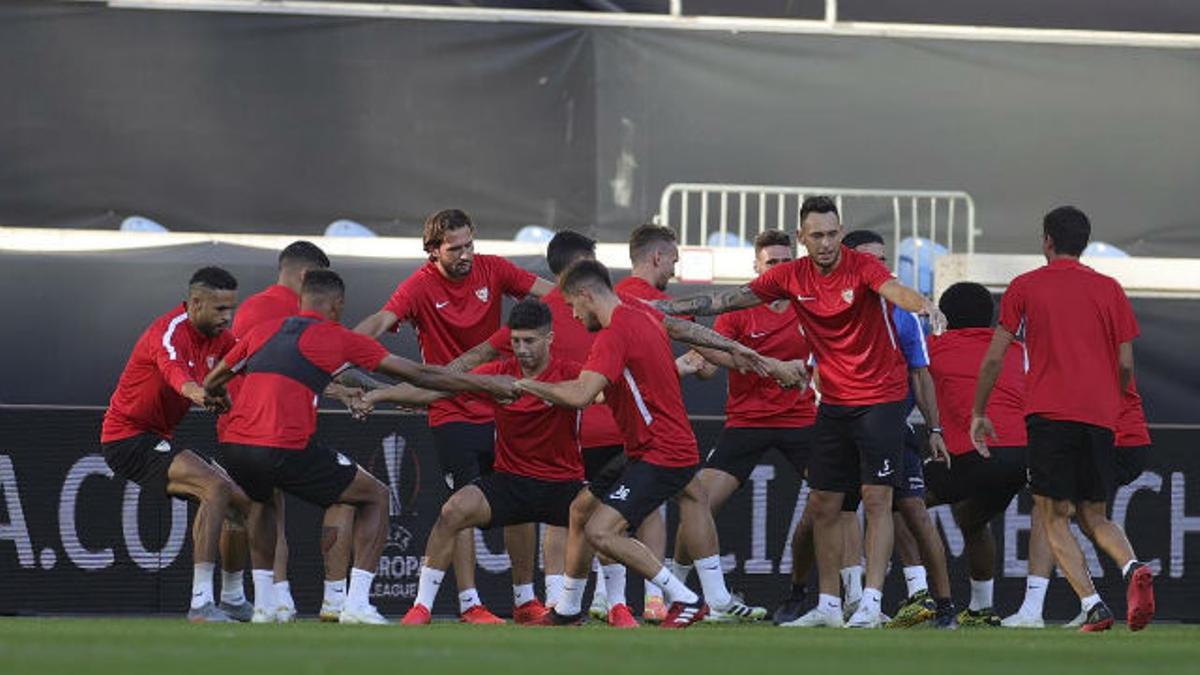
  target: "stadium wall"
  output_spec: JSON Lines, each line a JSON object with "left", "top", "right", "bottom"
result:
{"left": 4, "top": 2, "right": 1200, "bottom": 255}
{"left": 1, "top": 408, "right": 1198, "bottom": 620}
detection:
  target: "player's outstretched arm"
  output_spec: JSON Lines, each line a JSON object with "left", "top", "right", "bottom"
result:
{"left": 516, "top": 371, "right": 608, "bottom": 409}
{"left": 352, "top": 309, "right": 399, "bottom": 338}
{"left": 334, "top": 369, "right": 390, "bottom": 392}
{"left": 652, "top": 285, "right": 762, "bottom": 317}
{"left": 877, "top": 280, "right": 947, "bottom": 334}
{"left": 970, "top": 326, "right": 1015, "bottom": 456}
{"left": 662, "top": 316, "right": 772, "bottom": 376}
{"left": 375, "top": 355, "right": 518, "bottom": 402}
{"left": 364, "top": 383, "right": 450, "bottom": 408}
{"left": 446, "top": 340, "right": 501, "bottom": 373}
{"left": 529, "top": 277, "right": 556, "bottom": 298}
{"left": 676, "top": 350, "right": 719, "bottom": 380}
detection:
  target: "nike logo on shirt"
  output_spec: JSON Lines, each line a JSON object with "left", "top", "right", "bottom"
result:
{"left": 749, "top": 331, "right": 768, "bottom": 339}
{"left": 796, "top": 296, "right": 817, "bottom": 302}
{"left": 435, "top": 301, "right": 450, "bottom": 309}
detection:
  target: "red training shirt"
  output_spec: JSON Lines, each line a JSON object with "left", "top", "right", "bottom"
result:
{"left": 613, "top": 275, "right": 694, "bottom": 321}
{"left": 487, "top": 288, "right": 624, "bottom": 449}
{"left": 381, "top": 255, "right": 536, "bottom": 427}
{"left": 749, "top": 247, "right": 908, "bottom": 406}
{"left": 221, "top": 311, "right": 389, "bottom": 449}
{"left": 102, "top": 304, "right": 235, "bottom": 443}
{"left": 927, "top": 328, "right": 1028, "bottom": 456}
{"left": 471, "top": 356, "right": 585, "bottom": 481}
{"left": 713, "top": 303, "right": 817, "bottom": 428}
{"left": 218, "top": 283, "right": 301, "bottom": 442}
{"left": 1116, "top": 378, "right": 1151, "bottom": 448}
{"left": 998, "top": 258, "right": 1139, "bottom": 431}
{"left": 583, "top": 303, "right": 699, "bottom": 468}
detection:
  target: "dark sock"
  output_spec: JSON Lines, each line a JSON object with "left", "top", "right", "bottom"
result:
{"left": 790, "top": 583, "right": 806, "bottom": 599}
{"left": 935, "top": 598, "right": 955, "bottom": 617}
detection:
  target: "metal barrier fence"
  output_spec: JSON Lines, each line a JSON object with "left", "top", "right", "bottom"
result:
{"left": 656, "top": 183, "right": 978, "bottom": 286}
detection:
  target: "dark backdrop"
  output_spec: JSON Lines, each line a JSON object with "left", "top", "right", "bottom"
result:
{"left": 3, "top": 2, "right": 1200, "bottom": 255}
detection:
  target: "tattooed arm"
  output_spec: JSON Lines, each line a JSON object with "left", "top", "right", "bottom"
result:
{"left": 651, "top": 285, "right": 764, "bottom": 317}
{"left": 445, "top": 340, "right": 501, "bottom": 373}
{"left": 662, "top": 316, "right": 771, "bottom": 376}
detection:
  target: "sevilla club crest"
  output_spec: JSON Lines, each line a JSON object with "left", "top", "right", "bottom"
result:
{"left": 841, "top": 288, "right": 854, "bottom": 304}
{"left": 475, "top": 287, "right": 490, "bottom": 303}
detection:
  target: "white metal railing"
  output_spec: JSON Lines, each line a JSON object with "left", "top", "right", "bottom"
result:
{"left": 656, "top": 183, "right": 978, "bottom": 285}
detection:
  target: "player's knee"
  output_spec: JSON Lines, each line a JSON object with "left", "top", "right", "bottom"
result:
{"left": 583, "top": 517, "right": 614, "bottom": 551}
{"left": 860, "top": 488, "right": 892, "bottom": 515}
{"left": 203, "top": 477, "right": 232, "bottom": 506}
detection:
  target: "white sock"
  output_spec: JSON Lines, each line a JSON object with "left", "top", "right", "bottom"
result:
{"left": 840, "top": 565, "right": 864, "bottom": 606}
{"left": 557, "top": 576, "right": 587, "bottom": 616}
{"left": 458, "top": 588, "right": 482, "bottom": 614}
{"left": 818, "top": 593, "right": 842, "bottom": 615}
{"left": 251, "top": 569, "right": 274, "bottom": 612}
{"left": 644, "top": 579, "right": 663, "bottom": 600}
{"left": 545, "top": 574, "right": 565, "bottom": 607}
{"left": 324, "top": 578, "right": 347, "bottom": 607}
{"left": 1081, "top": 593, "right": 1102, "bottom": 612}
{"left": 590, "top": 559, "right": 606, "bottom": 601}
{"left": 601, "top": 564, "right": 628, "bottom": 607}
{"left": 416, "top": 566, "right": 445, "bottom": 609}
{"left": 860, "top": 587, "right": 883, "bottom": 615}
{"left": 1121, "top": 560, "right": 1138, "bottom": 577}
{"left": 220, "top": 569, "right": 246, "bottom": 605}
{"left": 903, "top": 565, "right": 928, "bottom": 598}
{"left": 1018, "top": 575, "right": 1049, "bottom": 617}
{"left": 694, "top": 554, "right": 732, "bottom": 609}
{"left": 274, "top": 581, "right": 295, "bottom": 610}
{"left": 652, "top": 566, "right": 699, "bottom": 605}
{"left": 671, "top": 560, "right": 694, "bottom": 584}
{"left": 513, "top": 583, "right": 536, "bottom": 606}
{"left": 191, "top": 563, "right": 215, "bottom": 609}
{"left": 347, "top": 567, "right": 375, "bottom": 610}
{"left": 969, "top": 578, "right": 994, "bottom": 611}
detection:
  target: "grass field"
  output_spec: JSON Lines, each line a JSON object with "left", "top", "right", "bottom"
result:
{"left": 1, "top": 618, "right": 1195, "bottom": 675}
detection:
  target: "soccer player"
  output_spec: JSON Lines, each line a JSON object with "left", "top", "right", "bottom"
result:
{"left": 605, "top": 223, "right": 686, "bottom": 621}
{"left": 217, "top": 240, "right": 366, "bottom": 622}
{"left": 205, "top": 270, "right": 520, "bottom": 625}
{"left": 355, "top": 209, "right": 555, "bottom": 623}
{"left": 362, "top": 299, "right": 588, "bottom": 625}
{"left": 652, "top": 196, "right": 945, "bottom": 628}
{"left": 522, "top": 260, "right": 770, "bottom": 628}
{"left": 838, "top": 230, "right": 955, "bottom": 629}
{"left": 1003, "top": 378, "right": 1151, "bottom": 629}
{"left": 100, "top": 266, "right": 251, "bottom": 623}
{"left": 972, "top": 206, "right": 1154, "bottom": 633}
{"left": 671, "top": 229, "right": 813, "bottom": 623}
{"left": 920, "top": 282, "right": 1029, "bottom": 627}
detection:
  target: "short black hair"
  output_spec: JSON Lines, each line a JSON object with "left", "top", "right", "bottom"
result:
{"left": 800, "top": 196, "right": 839, "bottom": 224}
{"left": 301, "top": 269, "right": 345, "bottom": 299}
{"left": 754, "top": 229, "right": 792, "bottom": 253}
{"left": 547, "top": 230, "right": 596, "bottom": 276}
{"left": 559, "top": 259, "right": 613, "bottom": 296}
{"left": 423, "top": 209, "right": 474, "bottom": 253}
{"left": 841, "top": 229, "right": 884, "bottom": 250}
{"left": 279, "top": 240, "right": 330, "bottom": 270}
{"left": 628, "top": 224, "right": 677, "bottom": 264}
{"left": 939, "top": 282, "right": 995, "bottom": 329}
{"left": 189, "top": 266, "right": 238, "bottom": 291}
{"left": 1043, "top": 206, "right": 1091, "bottom": 256}
{"left": 507, "top": 298, "right": 553, "bottom": 332}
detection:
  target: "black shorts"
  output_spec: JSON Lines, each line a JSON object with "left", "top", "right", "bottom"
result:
{"left": 705, "top": 425, "right": 813, "bottom": 485}
{"left": 924, "top": 446, "right": 1027, "bottom": 515}
{"left": 583, "top": 444, "right": 626, "bottom": 494}
{"left": 1027, "top": 416, "right": 1115, "bottom": 503}
{"left": 1115, "top": 445, "right": 1151, "bottom": 487}
{"left": 476, "top": 472, "right": 584, "bottom": 528}
{"left": 895, "top": 427, "right": 926, "bottom": 501}
{"left": 430, "top": 421, "right": 496, "bottom": 492}
{"left": 102, "top": 433, "right": 183, "bottom": 493}
{"left": 219, "top": 442, "right": 358, "bottom": 508}
{"left": 595, "top": 459, "right": 697, "bottom": 532}
{"left": 808, "top": 399, "right": 908, "bottom": 494}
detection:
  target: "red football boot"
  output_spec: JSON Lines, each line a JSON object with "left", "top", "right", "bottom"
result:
{"left": 514, "top": 599, "right": 549, "bottom": 625}
{"left": 401, "top": 603, "right": 432, "bottom": 626}
{"left": 607, "top": 603, "right": 638, "bottom": 628}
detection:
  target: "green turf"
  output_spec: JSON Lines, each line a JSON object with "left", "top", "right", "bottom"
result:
{"left": 1, "top": 618, "right": 1195, "bottom": 675}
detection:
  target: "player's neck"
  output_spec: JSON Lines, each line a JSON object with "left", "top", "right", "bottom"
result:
{"left": 1046, "top": 252, "right": 1080, "bottom": 263}
{"left": 277, "top": 271, "right": 303, "bottom": 294}
{"left": 630, "top": 267, "right": 663, "bottom": 290}
{"left": 520, "top": 358, "right": 549, "bottom": 379}
{"left": 596, "top": 295, "right": 620, "bottom": 328}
